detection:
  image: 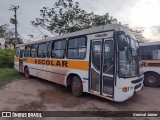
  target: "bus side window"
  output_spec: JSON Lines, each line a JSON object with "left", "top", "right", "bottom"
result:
{"left": 52, "top": 40, "right": 66, "bottom": 59}
{"left": 38, "top": 43, "right": 47, "bottom": 58}
{"left": 141, "top": 45, "right": 160, "bottom": 60}
{"left": 47, "top": 42, "right": 52, "bottom": 58}
{"left": 67, "top": 37, "right": 87, "bottom": 59}
{"left": 30, "top": 44, "right": 37, "bottom": 58}
{"left": 24, "top": 45, "right": 30, "bottom": 57}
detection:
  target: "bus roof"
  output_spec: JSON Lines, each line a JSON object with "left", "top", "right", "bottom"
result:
{"left": 16, "top": 24, "right": 135, "bottom": 47}
{"left": 139, "top": 41, "right": 160, "bottom": 47}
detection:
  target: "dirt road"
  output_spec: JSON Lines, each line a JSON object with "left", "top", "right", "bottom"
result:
{"left": 0, "top": 78, "right": 160, "bottom": 120}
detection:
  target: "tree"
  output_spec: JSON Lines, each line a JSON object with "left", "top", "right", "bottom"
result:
{"left": 31, "top": 0, "right": 117, "bottom": 35}
{"left": 6, "top": 37, "right": 23, "bottom": 49}
{"left": 131, "top": 29, "right": 147, "bottom": 43}
{"left": 32, "top": 0, "right": 146, "bottom": 43}
{"left": 0, "top": 24, "right": 7, "bottom": 38}
{"left": 123, "top": 24, "right": 147, "bottom": 43}
{"left": 0, "top": 43, "right": 1, "bottom": 46}
{"left": 0, "top": 24, "right": 23, "bottom": 49}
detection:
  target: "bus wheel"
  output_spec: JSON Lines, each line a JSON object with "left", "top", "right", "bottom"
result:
{"left": 71, "top": 76, "right": 83, "bottom": 97}
{"left": 24, "top": 67, "right": 30, "bottom": 79}
{"left": 144, "top": 73, "right": 160, "bottom": 87}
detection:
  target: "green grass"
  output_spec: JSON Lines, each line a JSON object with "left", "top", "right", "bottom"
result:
{"left": 0, "top": 68, "right": 23, "bottom": 84}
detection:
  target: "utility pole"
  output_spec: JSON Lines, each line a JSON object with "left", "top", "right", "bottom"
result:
{"left": 10, "top": 5, "right": 19, "bottom": 47}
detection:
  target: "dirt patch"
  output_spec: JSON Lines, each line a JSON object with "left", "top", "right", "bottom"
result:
{"left": 0, "top": 83, "right": 6, "bottom": 89}
{"left": 40, "top": 88, "right": 87, "bottom": 108}
{"left": 16, "top": 101, "right": 45, "bottom": 111}
{"left": 0, "top": 78, "right": 160, "bottom": 120}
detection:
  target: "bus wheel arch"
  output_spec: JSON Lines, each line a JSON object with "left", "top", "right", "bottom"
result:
{"left": 66, "top": 73, "right": 83, "bottom": 97}
{"left": 24, "top": 66, "right": 30, "bottom": 79}
{"left": 144, "top": 71, "right": 160, "bottom": 87}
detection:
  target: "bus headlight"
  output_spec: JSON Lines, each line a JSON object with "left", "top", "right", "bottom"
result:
{"left": 129, "top": 86, "right": 133, "bottom": 91}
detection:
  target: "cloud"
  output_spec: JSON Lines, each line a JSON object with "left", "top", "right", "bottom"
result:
{"left": 151, "top": 26, "right": 160, "bottom": 36}
{"left": 0, "top": 0, "right": 160, "bottom": 42}
{"left": 0, "top": 0, "right": 55, "bottom": 41}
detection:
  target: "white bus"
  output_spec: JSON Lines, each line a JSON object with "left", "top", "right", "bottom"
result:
{"left": 14, "top": 24, "right": 143, "bottom": 102}
{"left": 140, "top": 41, "right": 160, "bottom": 87}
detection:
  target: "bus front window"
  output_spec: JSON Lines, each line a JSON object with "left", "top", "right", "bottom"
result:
{"left": 118, "top": 34, "right": 139, "bottom": 77}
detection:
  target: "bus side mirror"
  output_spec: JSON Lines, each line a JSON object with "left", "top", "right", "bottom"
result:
{"left": 118, "top": 35, "right": 128, "bottom": 51}
{"left": 114, "top": 31, "right": 127, "bottom": 50}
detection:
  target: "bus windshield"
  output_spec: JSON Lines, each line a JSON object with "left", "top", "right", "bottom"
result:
{"left": 118, "top": 34, "right": 139, "bottom": 78}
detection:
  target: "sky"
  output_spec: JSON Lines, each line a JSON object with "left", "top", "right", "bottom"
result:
{"left": 0, "top": 0, "right": 160, "bottom": 42}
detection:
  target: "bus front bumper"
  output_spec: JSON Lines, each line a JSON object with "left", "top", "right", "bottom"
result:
{"left": 114, "top": 77, "right": 144, "bottom": 102}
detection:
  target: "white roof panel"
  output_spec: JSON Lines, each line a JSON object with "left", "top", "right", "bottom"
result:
{"left": 16, "top": 24, "right": 132, "bottom": 47}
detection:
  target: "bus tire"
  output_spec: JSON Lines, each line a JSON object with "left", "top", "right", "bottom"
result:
{"left": 24, "top": 67, "right": 30, "bottom": 79}
{"left": 144, "top": 73, "right": 160, "bottom": 87}
{"left": 71, "top": 76, "right": 83, "bottom": 97}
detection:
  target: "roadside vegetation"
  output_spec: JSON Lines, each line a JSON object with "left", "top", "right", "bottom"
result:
{"left": 0, "top": 68, "right": 23, "bottom": 84}
{"left": 0, "top": 49, "right": 14, "bottom": 68}
{"left": 0, "top": 49, "right": 23, "bottom": 84}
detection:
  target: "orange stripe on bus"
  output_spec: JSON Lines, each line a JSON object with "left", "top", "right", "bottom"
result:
{"left": 14, "top": 57, "right": 19, "bottom": 62}
{"left": 141, "top": 60, "right": 160, "bottom": 68}
{"left": 66, "top": 60, "right": 89, "bottom": 70}
{"left": 23, "top": 58, "right": 89, "bottom": 70}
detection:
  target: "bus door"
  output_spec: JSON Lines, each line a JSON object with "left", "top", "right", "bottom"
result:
{"left": 19, "top": 49, "right": 24, "bottom": 72}
{"left": 90, "top": 39, "right": 114, "bottom": 97}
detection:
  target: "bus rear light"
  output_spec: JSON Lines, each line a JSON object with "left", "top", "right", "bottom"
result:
{"left": 122, "top": 87, "right": 128, "bottom": 92}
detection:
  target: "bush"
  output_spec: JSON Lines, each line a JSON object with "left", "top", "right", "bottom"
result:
{"left": 0, "top": 49, "right": 14, "bottom": 68}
